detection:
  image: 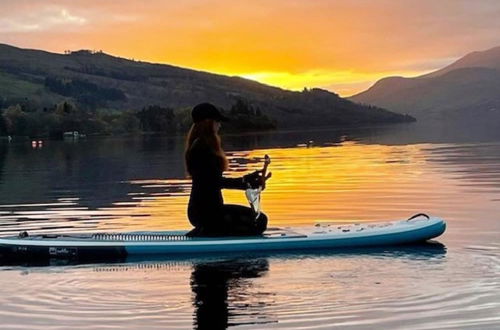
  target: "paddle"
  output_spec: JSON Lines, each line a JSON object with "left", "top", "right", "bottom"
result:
{"left": 245, "top": 154, "right": 272, "bottom": 218}
{"left": 261, "top": 154, "right": 272, "bottom": 190}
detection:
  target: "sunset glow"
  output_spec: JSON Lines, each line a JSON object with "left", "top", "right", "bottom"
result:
{"left": 2, "top": 0, "right": 500, "bottom": 95}
{"left": 80, "top": 141, "right": 470, "bottom": 231}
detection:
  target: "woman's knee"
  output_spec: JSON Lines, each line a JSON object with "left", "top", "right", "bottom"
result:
{"left": 255, "top": 212, "right": 268, "bottom": 234}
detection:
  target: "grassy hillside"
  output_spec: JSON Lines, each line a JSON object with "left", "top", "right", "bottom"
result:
{"left": 0, "top": 71, "right": 42, "bottom": 97}
{"left": 0, "top": 43, "right": 413, "bottom": 134}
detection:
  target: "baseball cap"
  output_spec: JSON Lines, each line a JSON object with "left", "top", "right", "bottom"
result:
{"left": 191, "top": 103, "right": 229, "bottom": 123}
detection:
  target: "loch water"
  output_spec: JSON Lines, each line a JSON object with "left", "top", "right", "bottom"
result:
{"left": 0, "top": 122, "right": 499, "bottom": 329}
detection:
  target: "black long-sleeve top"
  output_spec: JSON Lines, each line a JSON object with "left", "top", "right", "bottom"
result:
{"left": 186, "top": 139, "right": 246, "bottom": 227}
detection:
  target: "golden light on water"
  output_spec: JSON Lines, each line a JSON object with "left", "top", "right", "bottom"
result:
{"left": 2, "top": 140, "right": 500, "bottom": 330}
{"left": 224, "top": 142, "right": 438, "bottom": 225}
{"left": 13, "top": 140, "right": 494, "bottom": 234}
{"left": 89, "top": 141, "right": 472, "bottom": 231}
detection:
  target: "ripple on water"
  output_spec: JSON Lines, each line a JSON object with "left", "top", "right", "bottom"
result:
{"left": 0, "top": 136, "right": 499, "bottom": 328}
{"left": 0, "top": 263, "right": 194, "bottom": 328}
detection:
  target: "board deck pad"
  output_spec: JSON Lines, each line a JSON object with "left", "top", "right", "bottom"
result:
{"left": 12, "top": 227, "right": 307, "bottom": 242}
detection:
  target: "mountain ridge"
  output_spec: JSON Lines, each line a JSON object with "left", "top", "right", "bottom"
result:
{"left": 350, "top": 45, "right": 500, "bottom": 121}
{"left": 0, "top": 43, "right": 413, "bottom": 129}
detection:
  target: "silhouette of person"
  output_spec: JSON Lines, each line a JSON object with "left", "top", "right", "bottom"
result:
{"left": 190, "top": 258, "right": 269, "bottom": 329}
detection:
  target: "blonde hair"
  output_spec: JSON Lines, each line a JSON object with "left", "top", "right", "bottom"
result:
{"left": 185, "top": 119, "right": 228, "bottom": 175}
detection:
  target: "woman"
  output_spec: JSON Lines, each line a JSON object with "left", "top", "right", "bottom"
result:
{"left": 185, "top": 102, "right": 269, "bottom": 237}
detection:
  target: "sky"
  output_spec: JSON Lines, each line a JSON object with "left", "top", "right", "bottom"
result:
{"left": 1, "top": 0, "right": 500, "bottom": 96}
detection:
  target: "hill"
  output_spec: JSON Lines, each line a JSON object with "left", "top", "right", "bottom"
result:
{"left": 0, "top": 43, "right": 412, "bottom": 136}
{"left": 350, "top": 46, "right": 500, "bottom": 121}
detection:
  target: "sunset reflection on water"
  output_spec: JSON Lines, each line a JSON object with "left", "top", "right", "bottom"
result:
{"left": 114, "top": 141, "right": 466, "bottom": 231}
{"left": 49, "top": 142, "right": 491, "bottom": 237}
{"left": 1, "top": 131, "right": 499, "bottom": 329}
{"left": 1, "top": 138, "right": 498, "bottom": 234}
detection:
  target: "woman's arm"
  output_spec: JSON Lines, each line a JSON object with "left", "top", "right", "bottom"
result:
{"left": 194, "top": 148, "right": 247, "bottom": 190}
{"left": 190, "top": 141, "right": 259, "bottom": 190}
{"left": 221, "top": 171, "right": 263, "bottom": 190}
{"left": 220, "top": 176, "right": 246, "bottom": 190}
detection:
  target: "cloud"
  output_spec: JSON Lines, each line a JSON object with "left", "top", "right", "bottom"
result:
{"left": 0, "top": 6, "right": 87, "bottom": 33}
{"left": 48, "top": 8, "right": 87, "bottom": 26}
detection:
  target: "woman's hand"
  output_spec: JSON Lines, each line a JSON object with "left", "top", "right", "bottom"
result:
{"left": 243, "top": 170, "right": 272, "bottom": 189}
{"left": 243, "top": 171, "right": 260, "bottom": 188}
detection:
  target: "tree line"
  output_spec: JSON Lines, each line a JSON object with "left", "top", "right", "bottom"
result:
{"left": 0, "top": 98, "right": 276, "bottom": 138}
{"left": 44, "top": 76, "right": 127, "bottom": 108}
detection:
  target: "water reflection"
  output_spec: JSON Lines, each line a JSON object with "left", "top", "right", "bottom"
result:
{"left": 0, "top": 123, "right": 498, "bottom": 329}
{"left": 188, "top": 243, "right": 447, "bottom": 329}
{"left": 425, "top": 143, "right": 500, "bottom": 192}
{"left": 0, "top": 124, "right": 500, "bottom": 236}
{"left": 0, "top": 243, "right": 448, "bottom": 329}
{"left": 191, "top": 258, "right": 271, "bottom": 329}
{"left": 0, "top": 242, "right": 446, "bottom": 268}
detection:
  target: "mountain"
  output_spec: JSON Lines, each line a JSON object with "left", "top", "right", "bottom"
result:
{"left": 423, "top": 46, "right": 500, "bottom": 78}
{"left": 0, "top": 43, "right": 412, "bottom": 129}
{"left": 350, "top": 46, "right": 500, "bottom": 121}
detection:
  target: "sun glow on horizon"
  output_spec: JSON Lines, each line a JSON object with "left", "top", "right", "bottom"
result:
{"left": 234, "top": 69, "right": 433, "bottom": 96}
{"left": 1, "top": 1, "right": 500, "bottom": 96}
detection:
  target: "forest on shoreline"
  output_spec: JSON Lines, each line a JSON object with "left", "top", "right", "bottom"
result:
{"left": 0, "top": 98, "right": 276, "bottom": 139}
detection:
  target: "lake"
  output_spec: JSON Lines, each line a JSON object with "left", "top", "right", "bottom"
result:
{"left": 0, "top": 122, "right": 499, "bottom": 329}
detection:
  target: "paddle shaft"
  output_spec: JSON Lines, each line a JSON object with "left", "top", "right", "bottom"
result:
{"left": 261, "top": 155, "right": 271, "bottom": 189}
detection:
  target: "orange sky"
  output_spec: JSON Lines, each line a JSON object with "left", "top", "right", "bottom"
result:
{"left": 1, "top": 0, "right": 500, "bottom": 96}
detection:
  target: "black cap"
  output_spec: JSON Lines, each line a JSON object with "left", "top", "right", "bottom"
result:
{"left": 191, "top": 103, "right": 229, "bottom": 123}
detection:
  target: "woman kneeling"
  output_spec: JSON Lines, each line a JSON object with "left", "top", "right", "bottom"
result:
{"left": 185, "top": 103, "right": 269, "bottom": 237}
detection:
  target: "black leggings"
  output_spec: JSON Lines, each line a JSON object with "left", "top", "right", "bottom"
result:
{"left": 187, "top": 204, "right": 268, "bottom": 237}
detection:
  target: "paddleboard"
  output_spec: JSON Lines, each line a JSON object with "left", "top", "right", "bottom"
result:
{"left": 0, "top": 214, "right": 445, "bottom": 261}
